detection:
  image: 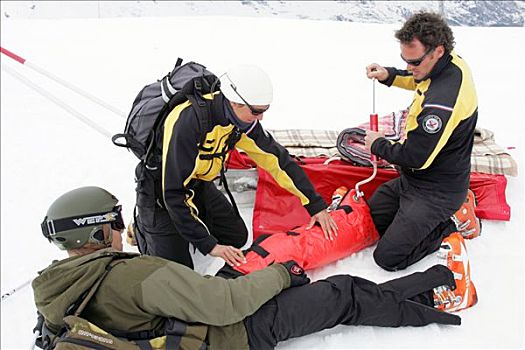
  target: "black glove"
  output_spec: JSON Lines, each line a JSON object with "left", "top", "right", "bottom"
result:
{"left": 281, "top": 260, "right": 310, "bottom": 287}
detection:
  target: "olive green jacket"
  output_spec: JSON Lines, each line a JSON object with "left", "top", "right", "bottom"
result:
{"left": 32, "top": 249, "right": 291, "bottom": 349}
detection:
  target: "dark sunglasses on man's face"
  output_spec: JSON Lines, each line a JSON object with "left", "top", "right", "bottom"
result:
{"left": 247, "top": 104, "right": 270, "bottom": 116}
{"left": 400, "top": 48, "right": 435, "bottom": 67}
{"left": 230, "top": 84, "right": 270, "bottom": 116}
{"left": 110, "top": 205, "right": 126, "bottom": 231}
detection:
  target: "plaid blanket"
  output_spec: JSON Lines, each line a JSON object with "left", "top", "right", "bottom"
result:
{"left": 267, "top": 129, "right": 341, "bottom": 158}
{"left": 268, "top": 116, "right": 517, "bottom": 177}
{"left": 471, "top": 128, "right": 517, "bottom": 177}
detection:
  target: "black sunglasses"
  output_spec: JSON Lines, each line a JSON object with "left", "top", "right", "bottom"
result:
{"left": 229, "top": 84, "right": 269, "bottom": 116}
{"left": 110, "top": 205, "right": 125, "bottom": 231}
{"left": 400, "top": 48, "right": 435, "bottom": 67}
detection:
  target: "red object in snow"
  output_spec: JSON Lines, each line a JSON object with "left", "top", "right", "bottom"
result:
{"left": 252, "top": 157, "right": 511, "bottom": 239}
{"left": 469, "top": 172, "right": 510, "bottom": 221}
{"left": 0, "top": 47, "right": 26, "bottom": 64}
{"left": 226, "top": 148, "right": 257, "bottom": 169}
{"left": 234, "top": 189, "right": 379, "bottom": 274}
{"left": 253, "top": 158, "right": 395, "bottom": 237}
{"left": 370, "top": 113, "right": 378, "bottom": 162}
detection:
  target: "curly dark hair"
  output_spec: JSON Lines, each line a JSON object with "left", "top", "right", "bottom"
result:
{"left": 395, "top": 12, "right": 455, "bottom": 53}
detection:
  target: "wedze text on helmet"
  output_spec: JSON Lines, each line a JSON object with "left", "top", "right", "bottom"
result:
{"left": 73, "top": 212, "right": 118, "bottom": 227}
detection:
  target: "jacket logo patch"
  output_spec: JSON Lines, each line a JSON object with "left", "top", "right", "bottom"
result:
{"left": 422, "top": 115, "right": 442, "bottom": 134}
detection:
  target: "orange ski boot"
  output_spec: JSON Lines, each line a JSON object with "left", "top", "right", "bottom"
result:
{"left": 328, "top": 186, "right": 349, "bottom": 211}
{"left": 434, "top": 232, "right": 478, "bottom": 312}
{"left": 451, "top": 189, "right": 481, "bottom": 239}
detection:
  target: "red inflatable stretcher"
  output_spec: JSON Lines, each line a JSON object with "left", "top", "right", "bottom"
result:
{"left": 234, "top": 189, "right": 379, "bottom": 274}
{"left": 246, "top": 158, "right": 511, "bottom": 239}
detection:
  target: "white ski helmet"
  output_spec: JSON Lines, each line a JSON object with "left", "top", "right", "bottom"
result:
{"left": 220, "top": 64, "right": 273, "bottom": 106}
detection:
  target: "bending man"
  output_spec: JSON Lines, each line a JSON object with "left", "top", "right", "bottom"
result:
{"left": 135, "top": 64, "right": 336, "bottom": 268}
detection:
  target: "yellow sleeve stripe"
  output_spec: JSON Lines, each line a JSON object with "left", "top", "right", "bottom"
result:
{"left": 420, "top": 55, "right": 477, "bottom": 170}
{"left": 450, "top": 53, "right": 478, "bottom": 117}
{"left": 161, "top": 101, "right": 194, "bottom": 193}
{"left": 419, "top": 112, "right": 458, "bottom": 170}
{"left": 237, "top": 134, "right": 310, "bottom": 206}
{"left": 161, "top": 92, "right": 220, "bottom": 192}
{"left": 161, "top": 104, "right": 210, "bottom": 233}
{"left": 392, "top": 75, "right": 416, "bottom": 90}
{"left": 185, "top": 189, "right": 211, "bottom": 234}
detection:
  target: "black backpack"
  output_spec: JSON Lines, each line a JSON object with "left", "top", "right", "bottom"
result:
{"left": 112, "top": 58, "right": 220, "bottom": 169}
{"left": 112, "top": 59, "right": 241, "bottom": 215}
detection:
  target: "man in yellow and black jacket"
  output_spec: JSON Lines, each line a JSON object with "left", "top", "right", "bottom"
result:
{"left": 364, "top": 12, "right": 478, "bottom": 271}
{"left": 135, "top": 64, "right": 337, "bottom": 268}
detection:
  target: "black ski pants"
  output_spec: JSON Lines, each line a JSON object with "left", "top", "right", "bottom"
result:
{"left": 368, "top": 176, "right": 466, "bottom": 271}
{"left": 243, "top": 264, "right": 460, "bottom": 349}
{"left": 135, "top": 181, "right": 248, "bottom": 268}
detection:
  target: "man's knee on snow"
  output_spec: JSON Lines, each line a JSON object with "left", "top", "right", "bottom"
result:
{"left": 373, "top": 240, "right": 406, "bottom": 272}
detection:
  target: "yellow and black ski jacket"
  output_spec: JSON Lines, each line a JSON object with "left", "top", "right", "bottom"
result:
{"left": 162, "top": 93, "right": 326, "bottom": 255}
{"left": 372, "top": 51, "right": 478, "bottom": 192}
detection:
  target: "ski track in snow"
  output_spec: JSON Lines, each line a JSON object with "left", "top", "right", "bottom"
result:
{"left": 1, "top": 13, "right": 524, "bottom": 349}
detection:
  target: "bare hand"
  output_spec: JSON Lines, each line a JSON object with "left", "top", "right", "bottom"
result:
{"left": 365, "top": 130, "right": 385, "bottom": 152}
{"left": 366, "top": 63, "right": 389, "bottom": 81}
{"left": 306, "top": 209, "right": 338, "bottom": 241}
{"left": 210, "top": 244, "right": 246, "bottom": 267}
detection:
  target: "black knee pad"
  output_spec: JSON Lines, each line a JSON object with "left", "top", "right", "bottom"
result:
{"left": 373, "top": 246, "right": 400, "bottom": 272}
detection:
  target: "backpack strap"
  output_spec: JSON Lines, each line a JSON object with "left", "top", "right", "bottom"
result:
{"left": 111, "top": 133, "right": 144, "bottom": 152}
{"left": 34, "top": 258, "right": 128, "bottom": 349}
{"left": 161, "top": 75, "right": 177, "bottom": 103}
{"left": 161, "top": 58, "right": 185, "bottom": 103}
{"left": 186, "top": 81, "right": 211, "bottom": 151}
{"left": 143, "top": 77, "right": 210, "bottom": 170}
{"left": 221, "top": 128, "right": 243, "bottom": 217}
{"left": 135, "top": 340, "right": 154, "bottom": 350}
{"left": 171, "top": 58, "right": 184, "bottom": 75}
{"left": 72, "top": 259, "right": 126, "bottom": 317}
{"left": 198, "top": 125, "right": 243, "bottom": 218}
{"left": 219, "top": 166, "right": 240, "bottom": 217}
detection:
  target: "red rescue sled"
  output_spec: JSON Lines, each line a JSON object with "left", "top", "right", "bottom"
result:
{"left": 234, "top": 189, "right": 379, "bottom": 274}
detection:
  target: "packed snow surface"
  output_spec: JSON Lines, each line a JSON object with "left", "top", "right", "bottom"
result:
{"left": 1, "top": 8, "right": 524, "bottom": 350}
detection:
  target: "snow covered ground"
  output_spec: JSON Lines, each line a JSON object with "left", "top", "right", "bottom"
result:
{"left": 1, "top": 9, "right": 524, "bottom": 350}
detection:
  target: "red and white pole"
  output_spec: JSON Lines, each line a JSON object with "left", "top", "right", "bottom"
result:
{"left": 0, "top": 47, "right": 26, "bottom": 64}
{"left": 370, "top": 78, "right": 379, "bottom": 160}
{"left": 1, "top": 47, "right": 126, "bottom": 118}
{"left": 355, "top": 79, "right": 379, "bottom": 198}
{"left": 3, "top": 64, "right": 113, "bottom": 138}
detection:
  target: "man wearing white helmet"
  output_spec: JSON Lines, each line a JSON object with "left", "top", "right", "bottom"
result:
{"left": 135, "top": 64, "right": 337, "bottom": 269}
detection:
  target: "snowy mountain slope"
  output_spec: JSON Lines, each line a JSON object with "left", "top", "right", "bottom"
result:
{"left": 2, "top": 0, "right": 524, "bottom": 27}
{"left": 1, "top": 12, "right": 524, "bottom": 350}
